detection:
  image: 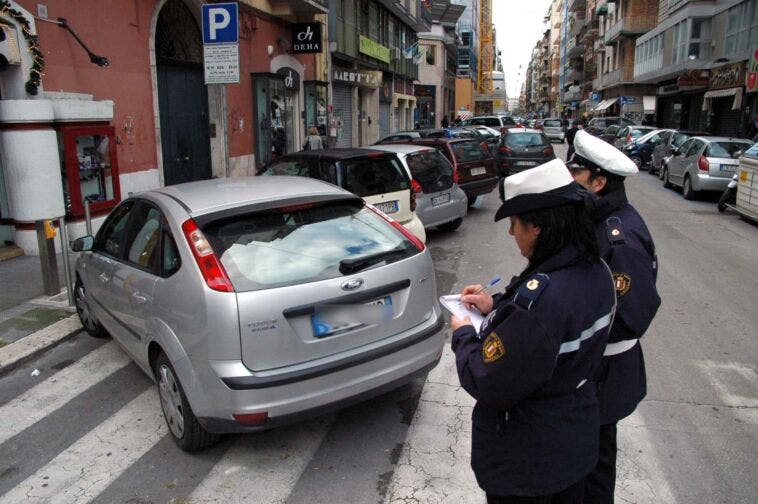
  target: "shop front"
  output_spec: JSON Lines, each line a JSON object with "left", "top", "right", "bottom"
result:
{"left": 655, "top": 70, "right": 709, "bottom": 131}
{"left": 704, "top": 62, "right": 746, "bottom": 138}
{"left": 414, "top": 85, "right": 436, "bottom": 128}
{"left": 331, "top": 66, "right": 382, "bottom": 147}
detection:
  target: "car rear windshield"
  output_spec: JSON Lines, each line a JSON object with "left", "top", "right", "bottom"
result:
{"left": 672, "top": 133, "right": 691, "bottom": 147}
{"left": 502, "top": 117, "right": 516, "bottom": 125}
{"left": 705, "top": 142, "right": 750, "bottom": 159}
{"left": 202, "top": 202, "right": 419, "bottom": 291}
{"left": 504, "top": 133, "right": 547, "bottom": 147}
{"left": 471, "top": 118, "right": 500, "bottom": 127}
{"left": 342, "top": 156, "right": 409, "bottom": 197}
{"left": 405, "top": 150, "right": 454, "bottom": 192}
{"left": 450, "top": 140, "right": 489, "bottom": 162}
{"left": 543, "top": 120, "right": 562, "bottom": 127}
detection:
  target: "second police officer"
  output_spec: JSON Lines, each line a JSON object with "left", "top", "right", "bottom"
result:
{"left": 451, "top": 159, "right": 617, "bottom": 503}
{"left": 568, "top": 130, "right": 662, "bottom": 503}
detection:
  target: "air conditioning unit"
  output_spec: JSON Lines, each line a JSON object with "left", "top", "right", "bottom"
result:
{"left": 0, "top": 23, "right": 22, "bottom": 66}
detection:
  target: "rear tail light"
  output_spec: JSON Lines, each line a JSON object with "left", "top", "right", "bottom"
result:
{"left": 410, "top": 178, "right": 422, "bottom": 212}
{"left": 500, "top": 127, "right": 507, "bottom": 134}
{"left": 698, "top": 155, "right": 710, "bottom": 172}
{"left": 181, "top": 219, "right": 234, "bottom": 292}
{"left": 452, "top": 168, "right": 459, "bottom": 184}
{"left": 233, "top": 412, "right": 268, "bottom": 426}
{"left": 480, "top": 141, "right": 490, "bottom": 153}
{"left": 543, "top": 146, "right": 554, "bottom": 156}
{"left": 499, "top": 146, "right": 513, "bottom": 156}
{"left": 626, "top": 134, "right": 632, "bottom": 144}
{"left": 366, "top": 204, "right": 425, "bottom": 251}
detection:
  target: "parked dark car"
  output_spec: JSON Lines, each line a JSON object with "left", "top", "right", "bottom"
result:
{"left": 621, "top": 129, "right": 673, "bottom": 168}
{"left": 496, "top": 128, "right": 555, "bottom": 177}
{"left": 586, "top": 116, "right": 635, "bottom": 136}
{"left": 614, "top": 125, "right": 658, "bottom": 149}
{"left": 651, "top": 129, "right": 710, "bottom": 176}
{"left": 599, "top": 124, "right": 622, "bottom": 144}
{"left": 395, "top": 137, "right": 499, "bottom": 205}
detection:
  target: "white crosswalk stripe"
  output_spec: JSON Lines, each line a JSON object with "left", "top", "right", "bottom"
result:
{"left": 0, "top": 389, "right": 166, "bottom": 504}
{"left": 0, "top": 342, "right": 131, "bottom": 445}
{"left": 188, "top": 418, "right": 331, "bottom": 504}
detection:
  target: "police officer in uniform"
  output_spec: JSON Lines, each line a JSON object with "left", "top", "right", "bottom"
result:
{"left": 450, "top": 159, "right": 617, "bottom": 503}
{"left": 568, "top": 130, "right": 661, "bottom": 503}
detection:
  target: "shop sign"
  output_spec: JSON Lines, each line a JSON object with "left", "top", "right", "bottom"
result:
{"left": 710, "top": 62, "right": 745, "bottom": 90}
{"left": 677, "top": 69, "right": 709, "bottom": 88}
{"left": 332, "top": 67, "right": 382, "bottom": 88}
{"left": 276, "top": 67, "right": 300, "bottom": 90}
{"left": 414, "top": 85, "right": 436, "bottom": 97}
{"left": 359, "top": 36, "right": 390, "bottom": 64}
{"left": 291, "top": 23, "right": 322, "bottom": 54}
{"left": 746, "top": 48, "right": 758, "bottom": 93}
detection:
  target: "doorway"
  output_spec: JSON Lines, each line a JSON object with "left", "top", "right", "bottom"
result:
{"left": 155, "top": 0, "right": 212, "bottom": 186}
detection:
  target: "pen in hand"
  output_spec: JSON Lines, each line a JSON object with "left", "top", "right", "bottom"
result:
{"left": 472, "top": 276, "right": 501, "bottom": 295}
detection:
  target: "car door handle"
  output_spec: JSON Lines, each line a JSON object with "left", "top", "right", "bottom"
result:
{"left": 131, "top": 292, "right": 148, "bottom": 304}
{"left": 99, "top": 273, "right": 110, "bottom": 283}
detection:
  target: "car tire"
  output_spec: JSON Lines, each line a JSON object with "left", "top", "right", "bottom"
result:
{"left": 682, "top": 175, "right": 696, "bottom": 200}
{"left": 663, "top": 166, "right": 672, "bottom": 188}
{"left": 718, "top": 186, "right": 736, "bottom": 213}
{"left": 74, "top": 278, "right": 108, "bottom": 338}
{"left": 437, "top": 218, "right": 463, "bottom": 232}
{"left": 467, "top": 195, "right": 478, "bottom": 207}
{"left": 630, "top": 156, "right": 643, "bottom": 169}
{"left": 154, "top": 352, "right": 219, "bottom": 452}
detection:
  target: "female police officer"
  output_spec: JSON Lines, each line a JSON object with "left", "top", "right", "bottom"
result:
{"left": 451, "top": 159, "right": 616, "bottom": 503}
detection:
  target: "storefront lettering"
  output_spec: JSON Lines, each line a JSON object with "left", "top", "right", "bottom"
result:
{"left": 332, "top": 69, "right": 382, "bottom": 88}
{"left": 291, "top": 23, "right": 322, "bottom": 54}
{"left": 710, "top": 63, "right": 745, "bottom": 90}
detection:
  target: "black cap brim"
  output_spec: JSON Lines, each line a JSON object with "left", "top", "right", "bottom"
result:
{"left": 494, "top": 182, "right": 587, "bottom": 221}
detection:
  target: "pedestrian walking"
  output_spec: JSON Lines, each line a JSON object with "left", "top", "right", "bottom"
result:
{"left": 566, "top": 119, "right": 583, "bottom": 161}
{"left": 304, "top": 126, "right": 323, "bottom": 150}
{"left": 450, "top": 159, "right": 617, "bottom": 504}
{"left": 568, "top": 131, "right": 661, "bottom": 504}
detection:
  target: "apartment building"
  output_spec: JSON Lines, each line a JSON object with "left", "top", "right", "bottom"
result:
{"left": 550, "top": 0, "right": 565, "bottom": 114}
{"left": 453, "top": 0, "right": 479, "bottom": 116}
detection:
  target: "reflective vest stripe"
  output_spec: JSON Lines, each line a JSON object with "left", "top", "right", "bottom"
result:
{"left": 558, "top": 311, "right": 614, "bottom": 355}
{"left": 603, "top": 338, "right": 639, "bottom": 356}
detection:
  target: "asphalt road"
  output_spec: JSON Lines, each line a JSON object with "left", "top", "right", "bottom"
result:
{"left": 0, "top": 143, "right": 756, "bottom": 503}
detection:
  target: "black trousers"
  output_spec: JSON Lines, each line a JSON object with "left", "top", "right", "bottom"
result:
{"left": 486, "top": 477, "right": 585, "bottom": 504}
{"left": 583, "top": 422, "right": 618, "bottom": 504}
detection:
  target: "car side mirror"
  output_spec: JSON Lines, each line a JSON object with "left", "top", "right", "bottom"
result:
{"left": 72, "top": 235, "right": 94, "bottom": 252}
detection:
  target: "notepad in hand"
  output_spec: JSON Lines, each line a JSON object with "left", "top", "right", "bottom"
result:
{"left": 439, "top": 294, "right": 485, "bottom": 330}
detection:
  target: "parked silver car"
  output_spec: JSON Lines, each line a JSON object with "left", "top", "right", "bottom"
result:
{"left": 540, "top": 118, "right": 566, "bottom": 143}
{"left": 370, "top": 144, "right": 468, "bottom": 231}
{"left": 72, "top": 176, "right": 444, "bottom": 451}
{"left": 662, "top": 136, "right": 753, "bottom": 199}
{"left": 651, "top": 130, "right": 710, "bottom": 176}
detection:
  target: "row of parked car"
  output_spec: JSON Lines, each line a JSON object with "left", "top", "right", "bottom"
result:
{"left": 590, "top": 120, "right": 753, "bottom": 201}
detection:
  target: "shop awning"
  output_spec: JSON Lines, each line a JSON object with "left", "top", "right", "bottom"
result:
{"left": 702, "top": 87, "right": 743, "bottom": 111}
{"left": 594, "top": 98, "right": 617, "bottom": 111}
{"left": 643, "top": 95, "right": 656, "bottom": 113}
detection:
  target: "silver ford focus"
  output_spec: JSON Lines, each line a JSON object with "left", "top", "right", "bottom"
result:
{"left": 72, "top": 176, "right": 444, "bottom": 451}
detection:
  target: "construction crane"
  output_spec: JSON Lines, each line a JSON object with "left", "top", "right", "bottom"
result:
{"left": 478, "top": 0, "right": 493, "bottom": 94}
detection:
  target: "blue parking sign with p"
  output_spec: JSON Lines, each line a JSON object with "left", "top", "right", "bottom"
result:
{"left": 202, "top": 3, "right": 238, "bottom": 44}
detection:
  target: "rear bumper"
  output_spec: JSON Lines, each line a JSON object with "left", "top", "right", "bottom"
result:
{"left": 694, "top": 172, "right": 732, "bottom": 192}
{"left": 544, "top": 131, "right": 565, "bottom": 141}
{"left": 399, "top": 214, "right": 427, "bottom": 243}
{"left": 459, "top": 176, "right": 499, "bottom": 198}
{"left": 192, "top": 310, "right": 445, "bottom": 433}
{"left": 415, "top": 187, "right": 468, "bottom": 228}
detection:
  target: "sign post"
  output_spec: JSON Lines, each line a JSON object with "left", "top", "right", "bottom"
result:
{"left": 201, "top": 2, "right": 240, "bottom": 84}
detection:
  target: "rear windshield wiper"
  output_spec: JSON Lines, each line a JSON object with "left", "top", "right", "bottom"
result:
{"left": 339, "top": 247, "right": 408, "bottom": 275}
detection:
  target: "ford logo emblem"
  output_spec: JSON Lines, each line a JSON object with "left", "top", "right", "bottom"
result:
{"left": 341, "top": 278, "right": 364, "bottom": 291}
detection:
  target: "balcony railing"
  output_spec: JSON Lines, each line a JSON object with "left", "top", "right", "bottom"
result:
{"left": 569, "top": 15, "right": 587, "bottom": 38}
{"left": 569, "top": 0, "right": 587, "bottom": 13}
{"left": 600, "top": 65, "right": 634, "bottom": 87}
{"left": 563, "top": 88, "right": 583, "bottom": 102}
{"left": 604, "top": 15, "right": 657, "bottom": 43}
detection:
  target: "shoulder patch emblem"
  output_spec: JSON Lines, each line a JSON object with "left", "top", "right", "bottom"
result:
{"left": 526, "top": 279, "right": 540, "bottom": 290}
{"left": 613, "top": 273, "right": 632, "bottom": 297}
{"left": 482, "top": 332, "right": 506, "bottom": 364}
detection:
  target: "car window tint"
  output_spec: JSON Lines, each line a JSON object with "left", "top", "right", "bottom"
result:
{"left": 505, "top": 133, "right": 546, "bottom": 147}
{"left": 502, "top": 117, "right": 516, "bottom": 125}
{"left": 161, "top": 227, "right": 181, "bottom": 277}
{"left": 706, "top": 142, "right": 750, "bottom": 158}
{"left": 95, "top": 201, "right": 134, "bottom": 258}
{"left": 673, "top": 134, "right": 691, "bottom": 147}
{"left": 451, "top": 140, "right": 488, "bottom": 162}
{"left": 317, "top": 160, "right": 337, "bottom": 184}
{"left": 263, "top": 159, "right": 311, "bottom": 176}
{"left": 342, "top": 156, "right": 409, "bottom": 196}
{"left": 631, "top": 129, "right": 651, "bottom": 138}
{"left": 685, "top": 140, "right": 703, "bottom": 157}
{"left": 406, "top": 150, "right": 454, "bottom": 192}
{"left": 125, "top": 204, "right": 162, "bottom": 270}
{"left": 203, "top": 203, "right": 419, "bottom": 291}
{"left": 543, "top": 120, "right": 562, "bottom": 127}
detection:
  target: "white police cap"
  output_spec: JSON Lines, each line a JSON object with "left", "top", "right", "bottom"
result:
{"left": 495, "top": 159, "right": 587, "bottom": 221}
{"left": 570, "top": 130, "right": 639, "bottom": 176}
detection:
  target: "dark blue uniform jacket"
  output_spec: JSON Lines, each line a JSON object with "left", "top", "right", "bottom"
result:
{"left": 452, "top": 246, "right": 616, "bottom": 497}
{"left": 590, "top": 188, "right": 661, "bottom": 423}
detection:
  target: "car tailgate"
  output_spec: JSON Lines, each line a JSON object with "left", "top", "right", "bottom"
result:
{"left": 235, "top": 252, "right": 437, "bottom": 372}
{"left": 708, "top": 156, "right": 740, "bottom": 178}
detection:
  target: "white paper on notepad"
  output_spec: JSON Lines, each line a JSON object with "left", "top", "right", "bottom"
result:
{"left": 439, "top": 294, "right": 485, "bottom": 330}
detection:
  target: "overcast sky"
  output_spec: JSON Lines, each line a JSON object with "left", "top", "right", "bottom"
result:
{"left": 492, "top": 0, "right": 554, "bottom": 98}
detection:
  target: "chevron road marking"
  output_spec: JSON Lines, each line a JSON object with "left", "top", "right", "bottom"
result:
{"left": 0, "top": 341, "right": 131, "bottom": 445}
{"left": 0, "top": 389, "right": 166, "bottom": 504}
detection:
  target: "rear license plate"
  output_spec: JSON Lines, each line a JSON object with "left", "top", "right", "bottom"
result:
{"left": 470, "top": 167, "right": 486, "bottom": 176}
{"left": 515, "top": 161, "right": 538, "bottom": 167}
{"left": 719, "top": 164, "right": 736, "bottom": 172}
{"left": 376, "top": 200, "right": 399, "bottom": 214}
{"left": 431, "top": 192, "right": 451, "bottom": 206}
{"left": 311, "top": 296, "right": 393, "bottom": 338}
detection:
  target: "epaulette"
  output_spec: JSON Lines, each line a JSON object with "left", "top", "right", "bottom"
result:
{"left": 513, "top": 273, "right": 550, "bottom": 310}
{"left": 606, "top": 216, "right": 626, "bottom": 245}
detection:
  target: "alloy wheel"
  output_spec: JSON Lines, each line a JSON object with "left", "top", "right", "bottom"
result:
{"left": 75, "top": 283, "right": 96, "bottom": 332}
{"left": 158, "top": 364, "right": 185, "bottom": 439}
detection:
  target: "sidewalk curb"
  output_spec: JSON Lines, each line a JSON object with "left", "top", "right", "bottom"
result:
{"left": 0, "top": 315, "right": 83, "bottom": 376}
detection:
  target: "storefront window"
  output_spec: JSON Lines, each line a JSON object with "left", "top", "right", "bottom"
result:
{"left": 252, "top": 74, "right": 297, "bottom": 168}
{"left": 305, "top": 81, "right": 328, "bottom": 141}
